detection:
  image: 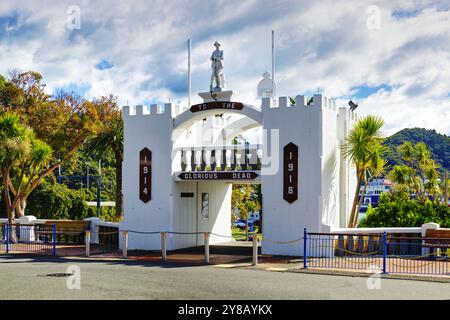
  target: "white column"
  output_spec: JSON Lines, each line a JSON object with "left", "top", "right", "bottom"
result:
{"left": 161, "top": 232, "right": 167, "bottom": 261}
{"left": 122, "top": 230, "right": 128, "bottom": 258}
{"left": 253, "top": 235, "right": 258, "bottom": 265}
{"left": 204, "top": 232, "right": 210, "bottom": 264}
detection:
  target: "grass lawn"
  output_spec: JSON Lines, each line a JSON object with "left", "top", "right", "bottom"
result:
{"left": 232, "top": 227, "right": 262, "bottom": 241}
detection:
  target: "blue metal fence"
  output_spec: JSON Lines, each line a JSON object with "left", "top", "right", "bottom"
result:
{"left": 0, "top": 223, "right": 56, "bottom": 256}
{"left": 304, "top": 230, "right": 449, "bottom": 276}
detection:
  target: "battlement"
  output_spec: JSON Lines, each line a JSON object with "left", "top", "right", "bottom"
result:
{"left": 261, "top": 94, "right": 337, "bottom": 112}
{"left": 122, "top": 103, "right": 173, "bottom": 118}
{"left": 338, "top": 106, "right": 358, "bottom": 121}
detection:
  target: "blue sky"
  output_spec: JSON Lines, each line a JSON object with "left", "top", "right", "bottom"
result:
{"left": 0, "top": 0, "right": 449, "bottom": 135}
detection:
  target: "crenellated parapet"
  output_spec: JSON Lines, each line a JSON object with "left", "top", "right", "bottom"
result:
{"left": 122, "top": 103, "right": 173, "bottom": 119}
{"left": 261, "top": 94, "right": 337, "bottom": 113}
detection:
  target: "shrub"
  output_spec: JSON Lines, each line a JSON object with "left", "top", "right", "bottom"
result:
{"left": 27, "top": 182, "right": 97, "bottom": 220}
{"left": 359, "top": 192, "right": 450, "bottom": 228}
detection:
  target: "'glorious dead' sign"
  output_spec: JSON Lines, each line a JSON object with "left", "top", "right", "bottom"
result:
{"left": 178, "top": 171, "right": 258, "bottom": 181}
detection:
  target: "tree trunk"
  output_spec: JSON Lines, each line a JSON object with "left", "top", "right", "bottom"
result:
{"left": 14, "top": 196, "right": 27, "bottom": 219}
{"left": 2, "top": 168, "right": 14, "bottom": 224}
{"left": 348, "top": 170, "right": 363, "bottom": 228}
{"left": 2, "top": 170, "right": 18, "bottom": 243}
{"left": 443, "top": 170, "right": 448, "bottom": 205}
{"left": 115, "top": 158, "right": 123, "bottom": 219}
{"left": 354, "top": 180, "right": 370, "bottom": 227}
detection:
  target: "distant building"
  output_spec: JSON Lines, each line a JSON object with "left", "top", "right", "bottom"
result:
{"left": 358, "top": 179, "right": 392, "bottom": 212}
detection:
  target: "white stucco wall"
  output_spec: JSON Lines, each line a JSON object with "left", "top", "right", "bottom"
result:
{"left": 121, "top": 103, "right": 233, "bottom": 251}
{"left": 261, "top": 95, "right": 346, "bottom": 256}
{"left": 170, "top": 181, "right": 232, "bottom": 248}
{"left": 121, "top": 93, "right": 356, "bottom": 256}
{"left": 337, "top": 108, "right": 358, "bottom": 228}
{"left": 120, "top": 104, "right": 174, "bottom": 250}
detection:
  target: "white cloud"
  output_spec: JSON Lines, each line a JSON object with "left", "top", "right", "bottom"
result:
{"left": 0, "top": 0, "right": 448, "bottom": 135}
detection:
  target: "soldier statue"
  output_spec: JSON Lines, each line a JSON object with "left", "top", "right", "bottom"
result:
{"left": 210, "top": 41, "right": 224, "bottom": 92}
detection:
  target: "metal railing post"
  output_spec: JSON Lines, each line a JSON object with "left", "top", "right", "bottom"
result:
{"left": 303, "top": 228, "right": 308, "bottom": 269}
{"left": 204, "top": 232, "right": 210, "bottom": 264}
{"left": 252, "top": 234, "right": 258, "bottom": 265}
{"left": 52, "top": 224, "right": 56, "bottom": 256}
{"left": 161, "top": 232, "right": 167, "bottom": 261}
{"left": 85, "top": 231, "right": 91, "bottom": 257}
{"left": 5, "top": 224, "right": 9, "bottom": 254}
{"left": 122, "top": 230, "right": 128, "bottom": 258}
{"left": 382, "top": 231, "right": 387, "bottom": 274}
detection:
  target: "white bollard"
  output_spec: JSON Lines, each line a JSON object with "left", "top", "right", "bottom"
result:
{"left": 161, "top": 232, "right": 167, "bottom": 261}
{"left": 122, "top": 230, "right": 128, "bottom": 258}
{"left": 204, "top": 232, "right": 210, "bottom": 264}
{"left": 85, "top": 231, "right": 91, "bottom": 257}
{"left": 252, "top": 235, "right": 258, "bottom": 265}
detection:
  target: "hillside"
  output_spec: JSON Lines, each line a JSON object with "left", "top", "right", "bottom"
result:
{"left": 384, "top": 128, "right": 450, "bottom": 172}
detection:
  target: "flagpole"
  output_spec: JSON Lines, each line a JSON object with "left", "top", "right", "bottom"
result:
{"left": 272, "top": 30, "right": 275, "bottom": 101}
{"left": 187, "top": 38, "right": 192, "bottom": 107}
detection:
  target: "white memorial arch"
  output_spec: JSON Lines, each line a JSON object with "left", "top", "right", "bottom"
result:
{"left": 120, "top": 45, "right": 358, "bottom": 256}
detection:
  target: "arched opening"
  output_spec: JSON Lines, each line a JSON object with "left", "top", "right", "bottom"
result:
{"left": 170, "top": 105, "right": 263, "bottom": 248}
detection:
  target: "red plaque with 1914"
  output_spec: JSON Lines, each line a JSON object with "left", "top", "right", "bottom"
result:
{"left": 140, "top": 148, "right": 152, "bottom": 203}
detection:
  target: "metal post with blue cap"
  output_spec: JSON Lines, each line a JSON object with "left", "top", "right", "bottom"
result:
{"left": 5, "top": 223, "right": 9, "bottom": 254}
{"left": 303, "top": 228, "right": 308, "bottom": 269}
{"left": 382, "top": 231, "right": 387, "bottom": 274}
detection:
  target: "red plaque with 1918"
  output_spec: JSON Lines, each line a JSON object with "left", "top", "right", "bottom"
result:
{"left": 284, "top": 143, "right": 298, "bottom": 204}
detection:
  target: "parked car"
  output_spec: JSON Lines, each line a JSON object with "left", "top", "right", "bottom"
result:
{"left": 233, "top": 220, "right": 246, "bottom": 229}
{"left": 234, "top": 219, "right": 254, "bottom": 229}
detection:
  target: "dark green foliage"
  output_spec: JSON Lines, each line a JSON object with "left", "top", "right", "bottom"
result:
{"left": 384, "top": 128, "right": 450, "bottom": 172}
{"left": 26, "top": 181, "right": 97, "bottom": 220}
{"left": 359, "top": 192, "right": 450, "bottom": 228}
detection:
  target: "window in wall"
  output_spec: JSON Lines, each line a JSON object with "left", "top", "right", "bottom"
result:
{"left": 201, "top": 193, "right": 209, "bottom": 221}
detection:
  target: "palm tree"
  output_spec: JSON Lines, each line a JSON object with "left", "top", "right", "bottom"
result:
{"left": 13, "top": 137, "right": 53, "bottom": 217}
{"left": 0, "top": 113, "right": 52, "bottom": 242}
{"left": 397, "top": 141, "right": 414, "bottom": 164}
{"left": 388, "top": 165, "right": 415, "bottom": 195}
{"left": 414, "top": 142, "right": 433, "bottom": 170}
{"left": 87, "top": 116, "right": 124, "bottom": 219}
{"left": 342, "top": 115, "right": 386, "bottom": 228}
{"left": 395, "top": 141, "right": 439, "bottom": 200}
{"left": 423, "top": 166, "right": 441, "bottom": 200}
{"left": 0, "top": 113, "right": 30, "bottom": 224}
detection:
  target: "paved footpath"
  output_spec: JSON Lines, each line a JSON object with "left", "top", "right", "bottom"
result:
{"left": 0, "top": 256, "right": 449, "bottom": 300}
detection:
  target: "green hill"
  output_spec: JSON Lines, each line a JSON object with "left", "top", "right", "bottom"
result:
{"left": 384, "top": 128, "right": 450, "bottom": 172}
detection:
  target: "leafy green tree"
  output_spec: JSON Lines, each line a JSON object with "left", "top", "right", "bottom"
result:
{"left": 0, "top": 71, "right": 114, "bottom": 220}
{"left": 86, "top": 98, "right": 123, "bottom": 218}
{"left": 342, "top": 115, "right": 387, "bottom": 228}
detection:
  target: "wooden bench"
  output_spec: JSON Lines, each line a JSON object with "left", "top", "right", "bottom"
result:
{"left": 423, "top": 229, "right": 450, "bottom": 259}
{"left": 43, "top": 220, "right": 91, "bottom": 244}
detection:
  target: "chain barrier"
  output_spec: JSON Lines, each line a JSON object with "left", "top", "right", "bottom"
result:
{"left": 210, "top": 232, "right": 235, "bottom": 239}
{"left": 262, "top": 236, "right": 303, "bottom": 245}
{"left": 127, "top": 230, "right": 161, "bottom": 235}
{"left": 93, "top": 230, "right": 120, "bottom": 236}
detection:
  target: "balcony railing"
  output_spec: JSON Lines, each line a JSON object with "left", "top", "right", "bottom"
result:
{"left": 174, "top": 144, "right": 262, "bottom": 171}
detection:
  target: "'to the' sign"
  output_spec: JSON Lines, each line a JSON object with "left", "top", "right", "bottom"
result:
{"left": 139, "top": 148, "right": 152, "bottom": 203}
{"left": 283, "top": 143, "right": 298, "bottom": 203}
